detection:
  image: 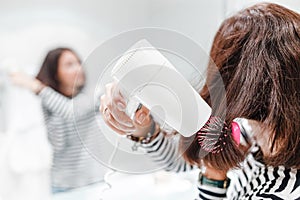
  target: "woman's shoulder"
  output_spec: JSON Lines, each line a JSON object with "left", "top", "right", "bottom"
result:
{"left": 228, "top": 143, "right": 299, "bottom": 199}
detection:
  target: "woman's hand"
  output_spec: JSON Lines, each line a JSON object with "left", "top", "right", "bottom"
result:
{"left": 100, "top": 81, "right": 153, "bottom": 137}
{"left": 10, "top": 72, "right": 44, "bottom": 94}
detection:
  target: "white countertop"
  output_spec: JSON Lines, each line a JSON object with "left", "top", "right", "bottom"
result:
{"left": 53, "top": 170, "right": 199, "bottom": 200}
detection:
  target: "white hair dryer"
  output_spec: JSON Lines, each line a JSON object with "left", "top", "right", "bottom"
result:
{"left": 111, "top": 39, "right": 211, "bottom": 137}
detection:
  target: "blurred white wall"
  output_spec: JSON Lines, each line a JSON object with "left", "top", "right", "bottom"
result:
{"left": 0, "top": 0, "right": 299, "bottom": 74}
{"left": 0, "top": 0, "right": 226, "bottom": 72}
{"left": 146, "top": 0, "right": 225, "bottom": 52}
{"left": 0, "top": 0, "right": 299, "bottom": 199}
{"left": 225, "top": 0, "right": 300, "bottom": 16}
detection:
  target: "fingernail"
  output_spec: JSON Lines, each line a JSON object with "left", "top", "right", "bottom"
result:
{"left": 104, "top": 108, "right": 110, "bottom": 118}
{"left": 137, "top": 113, "right": 146, "bottom": 124}
{"left": 125, "top": 121, "right": 134, "bottom": 127}
{"left": 117, "top": 102, "right": 126, "bottom": 110}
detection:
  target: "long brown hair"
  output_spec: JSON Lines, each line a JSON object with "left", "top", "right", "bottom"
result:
{"left": 36, "top": 47, "right": 82, "bottom": 94}
{"left": 182, "top": 3, "right": 300, "bottom": 170}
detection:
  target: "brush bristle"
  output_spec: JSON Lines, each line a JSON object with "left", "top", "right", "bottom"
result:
{"left": 196, "top": 117, "right": 231, "bottom": 154}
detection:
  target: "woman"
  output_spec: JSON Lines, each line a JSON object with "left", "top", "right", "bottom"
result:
{"left": 100, "top": 3, "right": 300, "bottom": 199}
{"left": 11, "top": 47, "right": 107, "bottom": 193}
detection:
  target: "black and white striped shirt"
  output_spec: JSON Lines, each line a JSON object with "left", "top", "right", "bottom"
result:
{"left": 39, "top": 87, "right": 106, "bottom": 189}
{"left": 142, "top": 127, "right": 300, "bottom": 199}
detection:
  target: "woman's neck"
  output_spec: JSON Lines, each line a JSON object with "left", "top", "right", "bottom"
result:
{"left": 59, "top": 85, "right": 78, "bottom": 98}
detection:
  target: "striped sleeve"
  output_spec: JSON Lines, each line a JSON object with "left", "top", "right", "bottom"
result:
{"left": 142, "top": 132, "right": 195, "bottom": 172}
{"left": 38, "top": 87, "right": 95, "bottom": 120}
{"left": 40, "top": 106, "right": 66, "bottom": 152}
{"left": 142, "top": 132, "right": 231, "bottom": 199}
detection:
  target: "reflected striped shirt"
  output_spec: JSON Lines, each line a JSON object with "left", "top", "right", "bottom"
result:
{"left": 39, "top": 87, "right": 107, "bottom": 189}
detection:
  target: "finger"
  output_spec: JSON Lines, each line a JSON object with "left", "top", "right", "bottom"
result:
{"left": 110, "top": 104, "right": 134, "bottom": 127}
{"left": 102, "top": 114, "right": 126, "bottom": 135}
{"left": 103, "top": 107, "right": 135, "bottom": 133}
{"left": 112, "top": 83, "right": 125, "bottom": 99}
{"left": 104, "top": 105, "right": 135, "bottom": 132}
{"left": 133, "top": 106, "right": 152, "bottom": 127}
{"left": 102, "top": 94, "right": 133, "bottom": 128}
{"left": 111, "top": 83, "right": 127, "bottom": 109}
{"left": 106, "top": 82, "right": 125, "bottom": 110}
{"left": 101, "top": 102, "right": 127, "bottom": 135}
{"left": 109, "top": 83, "right": 134, "bottom": 127}
{"left": 102, "top": 82, "right": 134, "bottom": 128}
{"left": 99, "top": 95, "right": 107, "bottom": 113}
{"left": 113, "top": 96, "right": 126, "bottom": 111}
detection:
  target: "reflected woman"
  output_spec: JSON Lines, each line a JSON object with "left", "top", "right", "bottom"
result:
{"left": 11, "top": 47, "right": 107, "bottom": 194}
